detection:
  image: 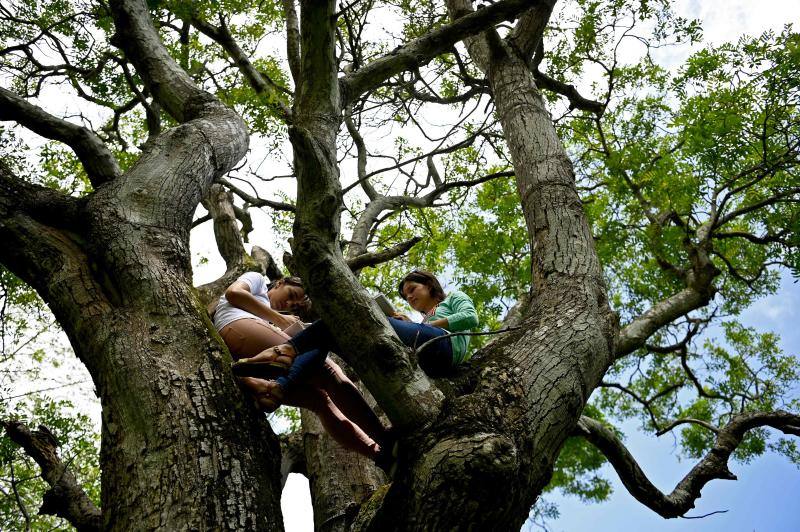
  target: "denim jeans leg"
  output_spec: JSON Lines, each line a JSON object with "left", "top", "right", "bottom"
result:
{"left": 387, "top": 318, "right": 453, "bottom": 375}
{"left": 275, "top": 348, "right": 327, "bottom": 391}
{"left": 288, "top": 319, "right": 339, "bottom": 354}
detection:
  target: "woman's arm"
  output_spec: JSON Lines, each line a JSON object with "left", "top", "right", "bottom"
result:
{"left": 225, "top": 281, "right": 296, "bottom": 330}
{"left": 437, "top": 291, "right": 479, "bottom": 331}
{"left": 428, "top": 317, "right": 449, "bottom": 328}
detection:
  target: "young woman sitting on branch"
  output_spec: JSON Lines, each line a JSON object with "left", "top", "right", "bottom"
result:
{"left": 232, "top": 270, "right": 480, "bottom": 402}
{"left": 214, "top": 272, "right": 389, "bottom": 461}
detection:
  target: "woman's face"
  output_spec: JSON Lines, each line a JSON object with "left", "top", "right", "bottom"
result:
{"left": 268, "top": 281, "right": 305, "bottom": 311}
{"left": 402, "top": 281, "right": 436, "bottom": 313}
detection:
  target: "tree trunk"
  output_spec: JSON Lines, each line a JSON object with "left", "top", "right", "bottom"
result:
{"left": 348, "top": 5, "right": 617, "bottom": 530}
{"left": 0, "top": 0, "right": 291, "bottom": 526}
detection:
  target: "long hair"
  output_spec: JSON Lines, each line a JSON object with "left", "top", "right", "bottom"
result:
{"left": 397, "top": 270, "right": 446, "bottom": 302}
{"left": 273, "top": 276, "right": 317, "bottom": 322}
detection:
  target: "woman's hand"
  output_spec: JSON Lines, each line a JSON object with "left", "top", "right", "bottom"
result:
{"left": 273, "top": 314, "right": 299, "bottom": 330}
{"left": 392, "top": 313, "right": 411, "bottom": 321}
{"left": 428, "top": 317, "right": 449, "bottom": 329}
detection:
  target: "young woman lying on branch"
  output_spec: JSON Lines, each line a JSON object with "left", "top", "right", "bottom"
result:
{"left": 213, "top": 273, "right": 390, "bottom": 462}
{"left": 232, "top": 269, "right": 480, "bottom": 405}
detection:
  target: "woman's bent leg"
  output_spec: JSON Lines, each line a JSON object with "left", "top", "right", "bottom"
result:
{"left": 387, "top": 317, "right": 454, "bottom": 375}
{"left": 283, "top": 386, "right": 379, "bottom": 458}
{"left": 220, "top": 318, "right": 290, "bottom": 359}
{"left": 274, "top": 348, "right": 327, "bottom": 392}
{"left": 309, "top": 359, "right": 388, "bottom": 445}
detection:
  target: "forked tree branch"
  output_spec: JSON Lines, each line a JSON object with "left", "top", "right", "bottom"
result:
{"left": 3, "top": 421, "right": 101, "bottom": 532}
{"left": 340, "top": 0, "right": 543, "bottom": 104}
{"left": 346, "top": 236, "right": 423, "bottom": 271}
{"left": 110, "top": 0, "right": 236, "bottom": 125}
{"left": 0, "top": 87, "right": 121, "bottom": 187}
{"left": 575, "top": 411, "right": 800, "bottom": 518}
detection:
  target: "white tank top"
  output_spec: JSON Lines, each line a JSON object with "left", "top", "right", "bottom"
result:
{"left": 213, "top": 272, "right": 271, "bottom": 331}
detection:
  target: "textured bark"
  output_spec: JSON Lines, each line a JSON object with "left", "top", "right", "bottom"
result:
{"left": 281, "top": 0, "right": 616, "bottom": 528}
{"left": 7, "top": 0, "right": 777, "bottom": 528}
{"left": 302, "top": 405, "right": 385, "bottom": 532}
{"left": 348, "top": 2, "right": 616, "bottom": 529}
{"left": 290, "top": 0, "right": 443, "bottom": 433}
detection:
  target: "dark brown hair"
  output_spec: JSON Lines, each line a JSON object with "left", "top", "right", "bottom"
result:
{"left": 397, "top": 270, "right": 446, "bottom": 302}
{"left": 271, "top": 276, "right": 317, "bottom": 321}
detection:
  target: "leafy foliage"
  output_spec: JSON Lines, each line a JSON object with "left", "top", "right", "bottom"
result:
{"left": 0, "top": 0, "right": 798, "bottom": 526}
{"left": 0, "top": 398, "right": 100, "bottom": 531}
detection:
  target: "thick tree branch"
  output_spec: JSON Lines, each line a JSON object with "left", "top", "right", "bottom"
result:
{"left": 281, "top": 0, "right": 302, "bottom": 84}
{"left": 0, "top": 87, "right": 121, "bottom": 187}
{"left": 109, "top": 0, "right": 234, "bottom": 125}
{"left": 575, "top": 411, "right": 800, "bottom": 518}
{"left": 201, "top": 184, "right": 247, "bottom": 271}
{"left": 616, "top": 286, "right": 714, "bottom": 360}
{"left": 532, "top": 69, "right": 605, "bottom": 114}
{"left": 340, "top": 0, "right": 543, "bottom": 104}
{"left": 508, "top": 0, "right": 556, "bottom": 60}
{"left": 0, "top": 161, "right": 82, "bottom": 229}
{"left": 105, "top": 0, "right": 249, "bottom": 233}
{"left": 3, "top": 421, "right": 101, "bottom": 531}
{"left": 346, "top": 236, "right": 422, "bottom": 271}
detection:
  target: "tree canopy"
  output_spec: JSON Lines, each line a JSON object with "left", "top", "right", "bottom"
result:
{"left": 0, "top": 0, "right": 798, "bottom": 530}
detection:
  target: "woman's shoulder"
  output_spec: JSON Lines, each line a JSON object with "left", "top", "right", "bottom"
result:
{"left": 443, "top": 290, "right": 474, "bottom": 304}
{"left": 445, "top": 289, "right": 471, "bottom": 299}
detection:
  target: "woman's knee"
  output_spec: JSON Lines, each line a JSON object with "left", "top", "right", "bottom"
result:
{"left": 285, "top": 386, "right": 330, "bottom": 412}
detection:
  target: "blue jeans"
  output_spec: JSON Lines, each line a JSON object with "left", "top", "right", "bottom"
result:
{"left": 275, "top": 317, "right": 453, "bottom": 390}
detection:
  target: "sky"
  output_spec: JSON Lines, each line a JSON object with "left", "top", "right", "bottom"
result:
{"left": 538, "top": 2, "right": 800, "bottom": 531}
{"left": 2, "top": 0, "right": 798, "bottom": 530}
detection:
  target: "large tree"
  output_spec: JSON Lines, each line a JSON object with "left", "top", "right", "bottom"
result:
{"left": 1, "top": 0, "right": 798, "bottom": 530}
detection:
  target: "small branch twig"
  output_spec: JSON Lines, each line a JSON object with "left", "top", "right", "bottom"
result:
{"left": 414, "top": 326, "right": 521, "bottom": 355}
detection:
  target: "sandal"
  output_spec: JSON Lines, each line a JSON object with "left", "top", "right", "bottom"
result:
{"left": 241, "top": 378, "right": 285, "bottom": 413}
{"left": 231, "top": 344, "right": 296, "bottom": 378}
